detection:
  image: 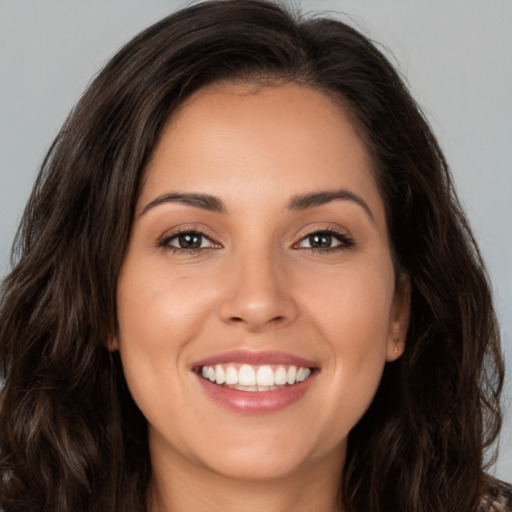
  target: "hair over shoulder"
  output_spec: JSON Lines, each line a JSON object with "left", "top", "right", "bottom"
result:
{"left": 0, "top": 1, "right": 505, "bottom": 511}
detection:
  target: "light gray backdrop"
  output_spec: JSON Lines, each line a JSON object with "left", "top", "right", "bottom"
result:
{"left": 1, "top": 0, "right": 511, "bottom": 480}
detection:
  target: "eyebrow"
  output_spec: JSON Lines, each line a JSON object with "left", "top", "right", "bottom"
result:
{"left": 288, "top": 189, "right": 374, "bottom": 221}
{"left": 140, "top": 188, "right": 374, "bottom": 221}
{"left": 140, "top": 192, "right": 226, "bottom": 216}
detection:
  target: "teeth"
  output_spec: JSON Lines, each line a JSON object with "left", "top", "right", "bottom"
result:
{"left": 215, "top": 364, "right": 225, "bottom": 385}
{"left": 239, "top": 364, "right": 256, "bottom": 386}
{"left": 225, "top": 366, "right": 238, "bottom": 385}
{"left": 275, "top": 365, "right": 287, "bottom": 385}
{"left": 199, "top": 363, "right": 313, "bottom": 390}
{"left": 256, "top": 365, "right": 274, "bottom": 386}
{"left": 287, "top": 366, "right": 297, "bottom": 385}
{"left": 296, "top": 367, "right": 311, "bottom": 382}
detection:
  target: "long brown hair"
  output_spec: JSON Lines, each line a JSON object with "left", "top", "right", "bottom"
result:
{"left": 0, "top": 1, "right": 504, "bottom": 511}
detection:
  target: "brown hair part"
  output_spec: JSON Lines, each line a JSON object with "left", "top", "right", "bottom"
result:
{"left": 0, "top": 1, "right": 504, "bottom": 511}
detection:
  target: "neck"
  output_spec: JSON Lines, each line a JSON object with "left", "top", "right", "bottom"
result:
{"left": 148, "top": 441, "right": 345, "bottom": 512}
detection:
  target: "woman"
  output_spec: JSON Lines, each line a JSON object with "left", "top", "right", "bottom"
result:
{"left": 0, "top": 1, "right": 509, "bottom": 511}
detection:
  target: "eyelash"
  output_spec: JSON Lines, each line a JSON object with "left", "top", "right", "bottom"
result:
{"left": 295, "top": 228, "right": 355, "bottom": 253}
{"left": 158, "top": 228, "right": 355, "bottom": 254}
{"left": 158, "top": 229, "right": 219, "bottom": 254}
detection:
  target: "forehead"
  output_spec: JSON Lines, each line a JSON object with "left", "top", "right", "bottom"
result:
{"left": 141, "top": 82, "right": 384, "bottom": 222}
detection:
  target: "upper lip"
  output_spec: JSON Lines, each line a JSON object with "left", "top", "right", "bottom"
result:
{"left": 192, "top": 350, "right": 318, "bottom": 369}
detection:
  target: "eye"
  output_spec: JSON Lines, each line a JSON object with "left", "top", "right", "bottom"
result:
{"left": 296, "top": 230, "right": 354, "bottom": 251}
{"left": 159, "top": 230, "right": 219, "bottom": 252}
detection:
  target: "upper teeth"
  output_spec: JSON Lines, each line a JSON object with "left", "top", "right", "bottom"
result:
{"left": 200, "top": 364, "right": 311, "bottom": 389}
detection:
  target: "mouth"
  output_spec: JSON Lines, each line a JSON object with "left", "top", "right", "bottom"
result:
{"left": 192, "top": 351, "right": 318, "bottom": 413}
{"left": 196, "top": 363, "right": 313, "bottom": 392}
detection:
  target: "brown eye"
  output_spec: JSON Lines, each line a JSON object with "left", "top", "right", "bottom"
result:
{"left": 296, "top": 230, "right": 354, "bottom": 251}
{"left": 177, "top": 233, "right": 203, "bottom": 249}
{"left": 161, "top": 231, "right": 217, "bottom": 251}
{"left": 308, "top": 233, "right": 334, "bottom": 249}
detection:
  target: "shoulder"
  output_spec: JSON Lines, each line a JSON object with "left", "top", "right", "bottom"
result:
{"left": 481, "top": 480, "right": 512, "bottom": 511}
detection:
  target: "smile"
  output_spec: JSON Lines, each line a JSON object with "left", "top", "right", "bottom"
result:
{"left": 199, "top": 363, "right": 312, "bottom": 391}
{"left": 193, "top": 350, "right": 318, "bottom": 412}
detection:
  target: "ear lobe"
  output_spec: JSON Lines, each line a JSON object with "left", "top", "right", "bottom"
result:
{"left": 107, "top": 337, "right": 119, "bottom": 352}
{"left": 386, "top": 273, "right": 411, "bottom": 362}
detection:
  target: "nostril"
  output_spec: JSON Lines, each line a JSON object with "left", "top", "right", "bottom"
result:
{"left": 230, "top": 315, "right": 285, "bottom": 324}
{"left": 227, "top": 315, "right": 287, "bottom": 329}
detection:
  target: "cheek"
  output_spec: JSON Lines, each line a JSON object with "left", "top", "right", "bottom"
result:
{"left": 295, "top": 262, "right": 394, "bottom": 421}
{"left": 117, "top": 261, "right": 217, "bottom": 347}
{"left": 115, "top": 262, "right": 218, "bottom": 411}
{"left": 298, "top": 259, "right": 395, "bottom": 344}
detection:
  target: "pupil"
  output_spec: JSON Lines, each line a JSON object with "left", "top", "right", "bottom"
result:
{"left": 310, "top": 234, "right": 331, "bottom": 248}
{"left": 179, "top": 233, "right": 201, "bottom": 249}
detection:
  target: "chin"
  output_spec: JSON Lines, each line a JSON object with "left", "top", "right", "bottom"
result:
{"left": 185, "top": 426, "right": 346, "bottom": 483}
{"left": 203, "top": 448, "right": 312, "bottom": 482}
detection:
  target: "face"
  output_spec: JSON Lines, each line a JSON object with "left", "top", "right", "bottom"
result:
{"left": 114, "top": 83, "right": 410, "bottom": 483}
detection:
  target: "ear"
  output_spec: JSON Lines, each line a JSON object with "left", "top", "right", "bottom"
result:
{"left": 107, "top": 337, "right": 119, "bottom": 352}
{"left": 386, "top": 273, "right": 411, "bottom": 362}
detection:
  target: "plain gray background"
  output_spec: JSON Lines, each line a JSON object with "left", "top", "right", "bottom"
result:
{"left": 1, "top": 0, "right": 511, "bottom": 481}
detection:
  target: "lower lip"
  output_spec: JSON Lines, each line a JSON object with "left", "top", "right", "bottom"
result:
{"left": 196, "top": 373, "right": 316, "bottom": 413}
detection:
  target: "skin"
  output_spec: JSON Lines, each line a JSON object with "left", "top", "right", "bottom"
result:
{"left": 113, "top": 82, "right": 410, "bottom": 512}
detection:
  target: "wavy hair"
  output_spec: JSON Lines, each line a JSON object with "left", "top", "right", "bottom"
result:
{"left": 0, "top": 1, "right": 504, "bottom": 511}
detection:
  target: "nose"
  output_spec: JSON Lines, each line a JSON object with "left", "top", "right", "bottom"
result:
{"left": 218, "top": 250, "right": 299, "bottom": 332}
